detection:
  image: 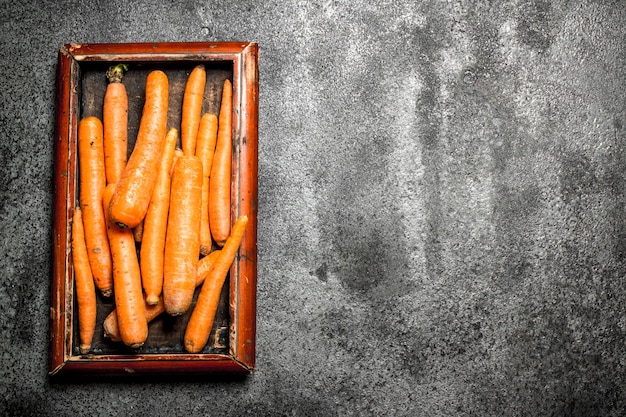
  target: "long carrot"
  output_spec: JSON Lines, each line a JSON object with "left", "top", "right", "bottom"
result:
{"left": 71, "top": 207, "right": 97, "bottom": 354}
{"left": 163, "top": 155, "right": 204, "bottom": 316}
{"left": 141, "top": 127, "right": 178, "bottom": 305}
{"left": 103, "top": 252, "right": 220, "bottom": 342}
{"left": 184, "top": 215, "right": 248, "bottom": 353}
{"left": 108, "top": 70, "right": 169, "bottom": 229}
{"left": 209, "top": 79, "right": 233, "bottom": 247}
{"left": 181, "top": 65, "right": 206, "bottom": 156}
{"left": 195, "top": 113, "right": 218, "bottom": 255}
{"left": 103, "top": 183, "right": 148, "bottom": 348}
{"left": 78, "top": 116, "right": 113, "bottom": 297}
{"left": 103, "top": 63, "right": 128, "bottom": 185}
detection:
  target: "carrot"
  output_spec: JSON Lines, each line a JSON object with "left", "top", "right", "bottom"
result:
{"left": 209, "top": 79, "right": 233, "bottom": 247}
{"left": 181, "top": 65, "right": 206, "bottom": 156}
{"left": 103, "top": 183, "right": 148, "bottom": 348}
{"left": 71, "top": 207, "right": 97, "bottom": 354}
{"left": 195, "top": 113, "right": 218, "bottom": 255}
{"left": 132, "top": 219, "right": 144, "bottom": 242}
{"left": 103, "top": 63, "right": 128, "bottom": 185}
{"left": 171, "top": 148, "right": 184, "bottom": 177}
{"left": 103, "top": 295, "right": 165, "bottom": 343}
{"left": 184, "top": 215, "right": 248, "bottom": 353}
{"left": 163, "top": 155, "right": 204, "bottom": 316}
{"left": 140, "top": 127, "right": 178, "bottom": 305}
{"left": 196, "top": 249, "right": 221, "bottom": 283}
{"left": 103, "top": 253, "right": 219, "bottom": 342}
{"left": 108, "top": 70, "right": 169, "bottom": 229}
{"left": 78, "top": 116, "right": 113, "bottom": 297}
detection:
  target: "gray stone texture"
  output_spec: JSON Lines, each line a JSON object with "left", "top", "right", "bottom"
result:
{"left": 1, "top": 0, "right": 625, "bottom": 416}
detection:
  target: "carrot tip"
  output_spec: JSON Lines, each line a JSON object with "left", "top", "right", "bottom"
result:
{"left": 106, "top": 63, "right": 128, "bottom": 83}
{"left": 79, "top": 344, "right": 91, "bottom": 354}
{"left": 103, "top": 330, "right": 121, "bottom": 342}
{"left": 101, "top": 288, "right": 113, "bottom": 298}
{"left": 184, "top": 340, "right": 201, "bottom": 354}
{"left": 167, "top": 309, "right": 187, "bottom": 317}
{"left": 127, "top": 342, "right": 145, "bottom": 349}
{"left": 145, "top": 295, "right": 160, "bottom": 306}
{"left": 200, "top": 245, "right": 211, "bottom": 257}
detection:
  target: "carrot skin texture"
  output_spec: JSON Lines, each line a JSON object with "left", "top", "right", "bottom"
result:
{"left": 184, "top": 215, "right": 248, "bottom": 353}
{"left": 78, "top": 116, "right": 113, "bottom": 297}
{"left": 181, "top": 65, "right": 206, "bottom": 156}
{"left": 71, "top": 207, "right": 97, "bottom": 354}
{"left": 163, "top": 155, "right": 204, "bottom": 316}
{"left": 103, "top": 73, "right": 128, "bottom": 185}
{"left": 103, "top": 184, "right": 148, "bottom": 348}
{"left": 109, "top": 70, "right": 169, "bottom": 229}
{"left": 141, "top": 128, "right": 178, "bottom": 305}
{"left": 209, "top": 80, "right": 233, "bottom": 247}
{"left": 195, "top": 113, "right": 218, "bottom": 255}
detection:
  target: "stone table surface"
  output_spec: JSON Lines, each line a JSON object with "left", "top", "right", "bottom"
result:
{"left": 1, "top": 1, "right": 625, "bottom": 416}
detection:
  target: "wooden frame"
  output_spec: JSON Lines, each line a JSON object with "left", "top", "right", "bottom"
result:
{"left": 50, "top": 42, "right": 258, "bottom": 377}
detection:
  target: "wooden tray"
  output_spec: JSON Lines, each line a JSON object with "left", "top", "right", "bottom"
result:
{"left": 49, "top": 42, "right": 258, "bottom": 377}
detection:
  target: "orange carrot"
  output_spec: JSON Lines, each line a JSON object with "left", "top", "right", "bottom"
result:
{"left": 171, "top": 148, "right": 184, "bottom": 177}
{"left": 103, "top": 253, "right": 220, "bottom": 342}
{"left": 163, "top": 155, "right": 204, "bottom": 315}
{"left": 140, "top": 127, "right": 178, "bottom": 305}
{"left": 195, "top": 113, "right": 218, "bottom": 255}
{"left": 71, "top": 207, "right": 97, "bottom": 354}
{"left": 196, "top": 249, "right": 221, "bottom": 284}
{"left": 133, "top": 219, "right": 144, "bottom": 243}
{"left": 103, "top": 296, "right": 165, "bottom": 343}
{"left": 184, "top": 215, "right": 248, "bottom": 353}
{"left": 103, "top": 63, "right": 128, "bottom": 185}
{"left": 209, "top": 79, "right": 233, "bottom": 246}
{"left": 109, "top": 70, "right": 169, "bottom": 229}
{"left": 78, "top": 116, "right": 113, "bottom": 297}
{"left": 103, "top": 183, "right": 148, "bottom": 348}
{"left": 181, "top": 65, "right": 206, "bottom": 156}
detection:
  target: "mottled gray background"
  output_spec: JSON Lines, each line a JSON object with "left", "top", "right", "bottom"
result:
{"left": 1, "top": 0, "right": 625, "bottom": 416}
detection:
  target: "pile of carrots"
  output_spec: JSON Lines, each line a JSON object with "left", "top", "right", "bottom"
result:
{"left": 71, "top": 64, "right": 247, "bottom": 355}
